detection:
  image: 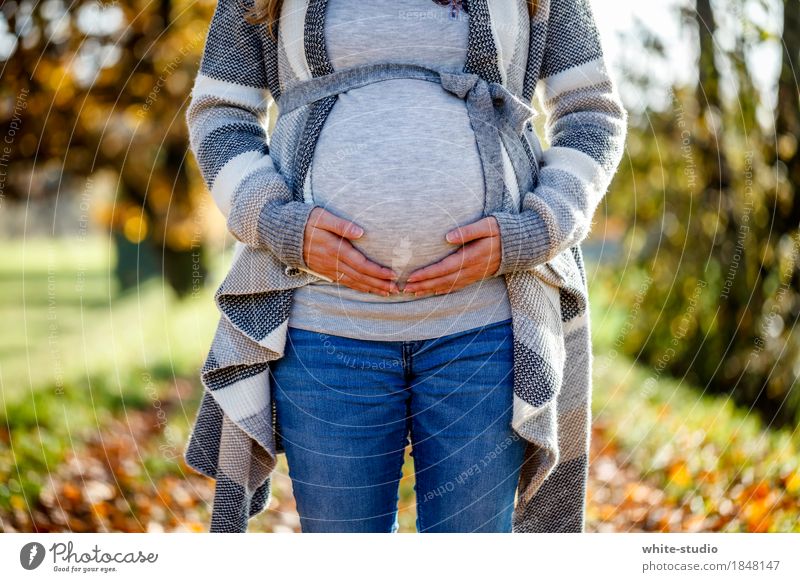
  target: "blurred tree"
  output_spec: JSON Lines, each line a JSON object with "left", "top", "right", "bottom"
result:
{"left": 0, "top": 0, "right": 211, "bottom": 297}
{"left": 748, "top": 0, "right": 800, "bottom": 422}
{"left": 609, "top": 0, "right": 800, "bottom": 426}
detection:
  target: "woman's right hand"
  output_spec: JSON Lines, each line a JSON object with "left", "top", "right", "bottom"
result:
{"left": 303, "top": 207, "right": 400, "bottom": 297}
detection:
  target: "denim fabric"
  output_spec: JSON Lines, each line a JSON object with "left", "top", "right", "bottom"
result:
{"left": 269, "top": 317, "right": 526, "bottom": 533}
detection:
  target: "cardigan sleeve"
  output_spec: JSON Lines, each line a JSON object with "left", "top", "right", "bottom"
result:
{"left": 185, "top": 0, "right": 315, "bottom": 271}
{"left": 489, "top": 0, "right": 628, "bottom": 276}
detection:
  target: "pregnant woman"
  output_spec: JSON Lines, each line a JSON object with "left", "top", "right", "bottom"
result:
{"left": 185, "top": 0, "right": 627, "bottom": 533}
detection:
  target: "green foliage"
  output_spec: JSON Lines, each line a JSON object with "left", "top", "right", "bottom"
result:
{"left": 593, "top": 348, "right": 800, "bottom": 533}
{"left": 607, "top": 20, "right": 800, "bottom": 426}
{"left": 0, "top": 236, "right": 220, "bottom": 523}
{"left": 591, "top": 284, "right": 800, "bottom": 533}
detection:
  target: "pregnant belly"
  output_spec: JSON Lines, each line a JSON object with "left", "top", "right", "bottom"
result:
{"left": 309, "top": 79, "right": 486, "bottom": 284}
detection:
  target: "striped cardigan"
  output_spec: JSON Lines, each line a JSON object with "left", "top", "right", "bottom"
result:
{"left": 184, "top": 0, "right": 627, "bottom": 533}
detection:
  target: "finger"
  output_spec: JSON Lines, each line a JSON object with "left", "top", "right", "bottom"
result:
{"left": 405, "top": 249, "right": 498, "bottom": 294}
{"left": 309, "top": 231, "right": 397, "bottom": 281}
{"left": 312, "top": 208, "right": 365, "bottom": 240}
{"left": 337, "top": 271, "right": 385, "bottom": 295}
{"left": 406, "top": 237, "right": 497, "bottom": 285}
{"left": 334, "top": 239, "right": 399, "bottom": 281}
{"left": 419, "top": 271, "right": 490, "bottom": 297}
{"left": 336, "top": 268, "right": 397, "bottom": 296}
{"left": 335, "top": 260, "right": 400, "bottom": 295}
{"left": 404, "top": 267, "right": 480, "bottom": 295}
{"left": 404, "top": 249, "right": 467, "bottom": 284}
{"left": 306, "top": 249, "right": 398, "bottom": 294}
{"left": 445, "top": 217, "right": 499, "bottom": 245}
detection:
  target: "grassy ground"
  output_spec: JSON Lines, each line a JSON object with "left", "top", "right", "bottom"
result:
{"left": 1, "top": 237, "right": 798, "bottom": 532}
{"left": 588, "top": 269, "right": 800, "bottom": 532}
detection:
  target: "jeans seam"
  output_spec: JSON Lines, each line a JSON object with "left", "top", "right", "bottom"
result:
{"left": 402, "top": 343, "right": 413, "bottom": 381}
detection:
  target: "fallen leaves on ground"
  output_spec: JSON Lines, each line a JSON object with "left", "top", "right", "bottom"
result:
{"left": 2, "top": 388, "right": 796, "bottom": 533}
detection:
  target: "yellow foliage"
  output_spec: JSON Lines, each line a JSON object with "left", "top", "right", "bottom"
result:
{"left": 123, "top": 214, "right": 148, "bottom": 243}
{"left": 668, "top": 462, "right": 691, "bottom": 488}
{"left": 784, "top": 472, "right": 800, "bottom": 494}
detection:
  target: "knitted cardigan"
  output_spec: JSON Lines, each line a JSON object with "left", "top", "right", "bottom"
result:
{"left": 184, "top": 0, "right": 627, "bottom": 533}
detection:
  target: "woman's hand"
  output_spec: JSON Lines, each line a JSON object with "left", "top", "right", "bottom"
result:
{"left": 303, "top": 207, "right": 400, "bottom": 296}
{"left": 402, "top": 217, "right": 501, "bottom": 297}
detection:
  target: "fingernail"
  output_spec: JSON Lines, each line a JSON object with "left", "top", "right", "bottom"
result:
{"left": 445, "top": 232, "right": 454, "bottom": 243}
{"left": 353, "top": 227, "right": 364, "bottom": 237}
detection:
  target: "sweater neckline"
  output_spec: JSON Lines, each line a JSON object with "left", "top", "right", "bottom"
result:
{"left": 303, "top": 0, "right": 499, "bottom": 82}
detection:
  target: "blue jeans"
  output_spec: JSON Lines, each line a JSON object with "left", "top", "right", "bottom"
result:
{"left": 269, "top": 317, "right": 526, "bottom": 533}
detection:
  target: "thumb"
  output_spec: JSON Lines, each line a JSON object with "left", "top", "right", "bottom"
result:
{"left": 446, "top": 217, "right": 498, "bottom": 245}
{"left": 314, "top": 208, "right": 364, "bottom": 239}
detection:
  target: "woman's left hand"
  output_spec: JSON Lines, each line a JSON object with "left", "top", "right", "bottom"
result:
{"left": 402, "top": 217, "right": 501, "bottom": 297}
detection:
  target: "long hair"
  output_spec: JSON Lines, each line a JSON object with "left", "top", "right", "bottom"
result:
{"left": 246, "top": 0, "right": 539, "bottom": 40}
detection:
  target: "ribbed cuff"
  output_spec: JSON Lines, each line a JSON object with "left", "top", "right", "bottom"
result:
{"left": 489, "top": 209, "right": 552, "bottom": 276}
{"left": 257, "top": 200, "right": 318, "bottom": 271}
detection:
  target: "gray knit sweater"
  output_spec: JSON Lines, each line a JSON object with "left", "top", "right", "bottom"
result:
{"left": 184, "top": 0, "right": 627, "bottom": 533}
{"left": 289, "top": 0, "right": 512, "bottom": 341}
